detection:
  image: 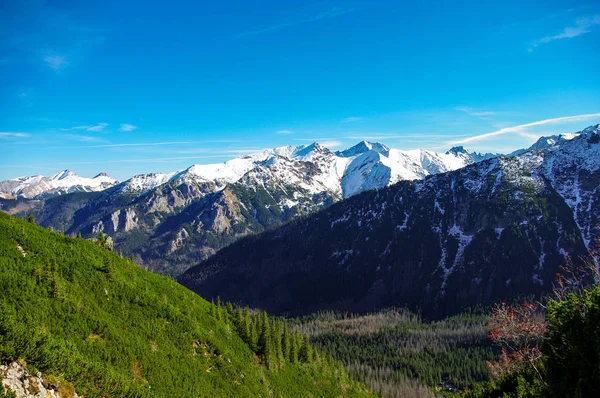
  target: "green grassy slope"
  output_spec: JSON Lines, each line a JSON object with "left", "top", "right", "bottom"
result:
{"left": 0, "top": 212, "right": 371, "bottom": 397}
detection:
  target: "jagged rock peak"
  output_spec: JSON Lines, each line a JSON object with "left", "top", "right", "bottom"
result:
{"left": 446, "top": 146, "right": 468, "bottom": 155}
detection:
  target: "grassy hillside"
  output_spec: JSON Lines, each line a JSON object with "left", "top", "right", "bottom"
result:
{"left": 0, "top": 212, "right": 372, "bottom": 397}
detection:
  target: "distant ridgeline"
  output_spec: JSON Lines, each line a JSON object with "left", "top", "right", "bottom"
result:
{"left": 180, "top": 126, "right": 600, "bottom": 319}
{"left": 0, "top": 139, "right": 495, "bottom": 276}
{"left": 0, "top": 213, "right": 371, "bottom": 397}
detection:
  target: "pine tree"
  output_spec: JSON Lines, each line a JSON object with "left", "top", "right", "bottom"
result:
{"left": 104, "top": 257, "right": 115, "bottom": 280}
{"left": 216, "top": 297, "right": 222, "bottom": 321}
{"left": 299, "top": 335, "right": 313, "bottom": 363}
{"left": 282, "top": 325, "right": 292, "bottom": 361}
{"left": 97, "top": 231, "right": 106, "bottom": 247}
{"left": 27, "top": 212, "right": 35, "bottom": 223}
{"left": 272, "top": 321, "right": 284, "bottom": 366}
{"left": 289, "top": 333, "right": 299, "bottom": 364}
{"left": 257, "top": 312, "right": 270, "bottom": 360}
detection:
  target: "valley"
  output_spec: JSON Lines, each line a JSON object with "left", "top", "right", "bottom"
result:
{"left": 3, "top": 1, "right": 599, "bottom": 396}
{"left": 2, "top": 125, "right": 599, "bottom": 397}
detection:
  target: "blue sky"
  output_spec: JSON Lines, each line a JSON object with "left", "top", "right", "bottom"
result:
{"left": 1, "top": 0, "right": 599, "bottom": 180}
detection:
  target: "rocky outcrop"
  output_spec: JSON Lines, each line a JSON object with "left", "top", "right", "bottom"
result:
{"left": 168, "top": 228, "right": 190, "bottom": 254}
{"left": 0, "top": 362, "right": 79, "bottom": 398}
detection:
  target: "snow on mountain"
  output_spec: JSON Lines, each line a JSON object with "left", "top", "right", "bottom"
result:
{"left": 445, "top": 146, "right": 498, "bottom": 164}
{"left": 182, "top": 124, "right": 600, "bottom": 317}
{"left": 116, "top": 172, "right": 178, "bottom": 195}
{"left": 335, "top": 141, "right": 390, "bottom": 157}
{"left": 510, "top": 131, "right": 580, "bottom": 156}
{"left": 0, "top": 170, "right": 118, "bottom": 199}
{"left": 0, "top": 140, "right": 490, "bottom": 201}
{"left": 538, "top": 124, "right": 600, "bottom": 258}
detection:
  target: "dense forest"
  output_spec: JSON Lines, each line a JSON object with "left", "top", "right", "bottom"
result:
{"left": 0, "top": 212, "right": 372, "bottom": 397}
{"left": 291, "top": 309, "right": 494, "bottom": 397}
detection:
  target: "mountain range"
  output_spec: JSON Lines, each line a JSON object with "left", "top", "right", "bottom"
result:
{"left": 0, "top": 170, "right": 118, "bottom": 199}
{"left": 179, "top": 125, "right": 600, "bottom": 318}
{"left": 0, "top": 140, "right": 498, "bottom": 275}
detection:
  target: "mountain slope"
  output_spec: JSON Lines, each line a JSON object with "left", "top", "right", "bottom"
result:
{"left": 0, "top": 212, "right": 371, "bottom": 397}
{"left": 180, "top": 125, "right": 600, "bottom": 318}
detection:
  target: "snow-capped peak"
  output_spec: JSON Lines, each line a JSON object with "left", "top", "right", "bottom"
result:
{"left": 336, "top": 141, "right": 390, "bottom": 157}
{"left": 293, "top": 142, "right": 331, "bottom": 159}
{"left": 510, "top": 129, "right": 585, "bottom": 156}
{"left": 94, "top": 172, "right": 112, "bottom": 178}
{"left": 50, "top": 169, "right": 77, "bottom": 181}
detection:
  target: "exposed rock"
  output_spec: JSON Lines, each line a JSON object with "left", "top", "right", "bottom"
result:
{"left": 123, "top": 208, "right": 138, "bottom": 232}
{"left": 92, "top": 220, "right": 104, "bottom": 234}
{"left": 0, "top": 361, "right": 79, "bottom": 398}
{"left": 168, "top": 228, "right": 190, "bottom": 254}
{"left": 110, "top": 210, "right": 121, "bottom": 232}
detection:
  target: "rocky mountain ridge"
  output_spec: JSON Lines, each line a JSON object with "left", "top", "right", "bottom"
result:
{"left": 180, "top": 125, "right": 600, "bottom": 317}
{"left": 1, "top": 140, "right": 489, "bottom": 274}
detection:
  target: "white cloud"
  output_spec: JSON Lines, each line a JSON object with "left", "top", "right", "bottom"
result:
{"left": 455, "top": 107, "right": 497, "bottom": 118}
{"left": 0, "top": 132, "right": 29, "bottom": 138}
{"left": 87, "top": 123, "right": 108, "bottom": 132}
{"left": 43, "top": 54, "right": 67, "bottom": 70}
{"left": 320, "top": 140, "right": 343, "bottom": 148}
{"left": 530, "top": 14, "right": 600, "bottom": 50}
{"left": 275, "top": 130, "right": 294, "bottom": 135}
{"left": 445, "top": 113, "right": 600, "bottom": 146}
{"left": 225, "top": 148, "right": 265, "bottom": 154}
{"left": 60, "top": 123, "right": 109, "bottom": 132}
{"left": 344, "top": 133, "right": 471, "bottom": 140}
{"left": 341, "top": 116, "right": 363, "bottom": 123}
{"left": 63, "top": 134, "right": 107, "bottom": 143}
{"left": 119, "top": 124, "right": 138, "bottom": 132}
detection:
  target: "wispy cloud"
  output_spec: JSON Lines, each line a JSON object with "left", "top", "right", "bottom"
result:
{"left": 87, "top": 123, "right": 108, "bottom": 132}
{"left": 43, "top": 53, "right": 67, "bottom": 70}
{"left": 47, "top": 139, "right": 256, "bottom": 150}
{"left": 119, "top": 124, "right": 138, "bottom": 132}
{"left": 63, "top": 134, "right": 108, "bottom": 143}
{"left": 530, "top": 14, "right": 600, "bottom": 50}
{"left": 5, "top": 156, "right": 236, "bottom": 168}
{"left": 344, "top": 133, "right": 471, "bottom": 141}
{"left": 239, "top": 7, "right": 355, "bottom": 37}
{"left": 320, "top": 140, "right": 343, "bottom": 148}
{"left": 60, "top": 123, "right": 109, "bottom": 132}
{"left": 275, "top": 129, "right": 294, "bottom": 135}
{"left": 455, "top": 107, "right": 497, "bottom": 118}
{"left": 172, "top": 148, "right": 264, "bottom": 155}
{"left": 445, "top": 113, "right": 600, "bottom": 146}
{"left": 49, "top": 141, "right": 198, "bottom": 149}
{"left": 341, "top": 116, "right": 364, "bottom": 123}
{"left": 1, "top": 2, "right": 108, "bottom": 71}
{"left": 0, "top": 132, "right": 30, "bottom": 138}
{"left": 294, "top": 137, "right": 340, "bottom": 142}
